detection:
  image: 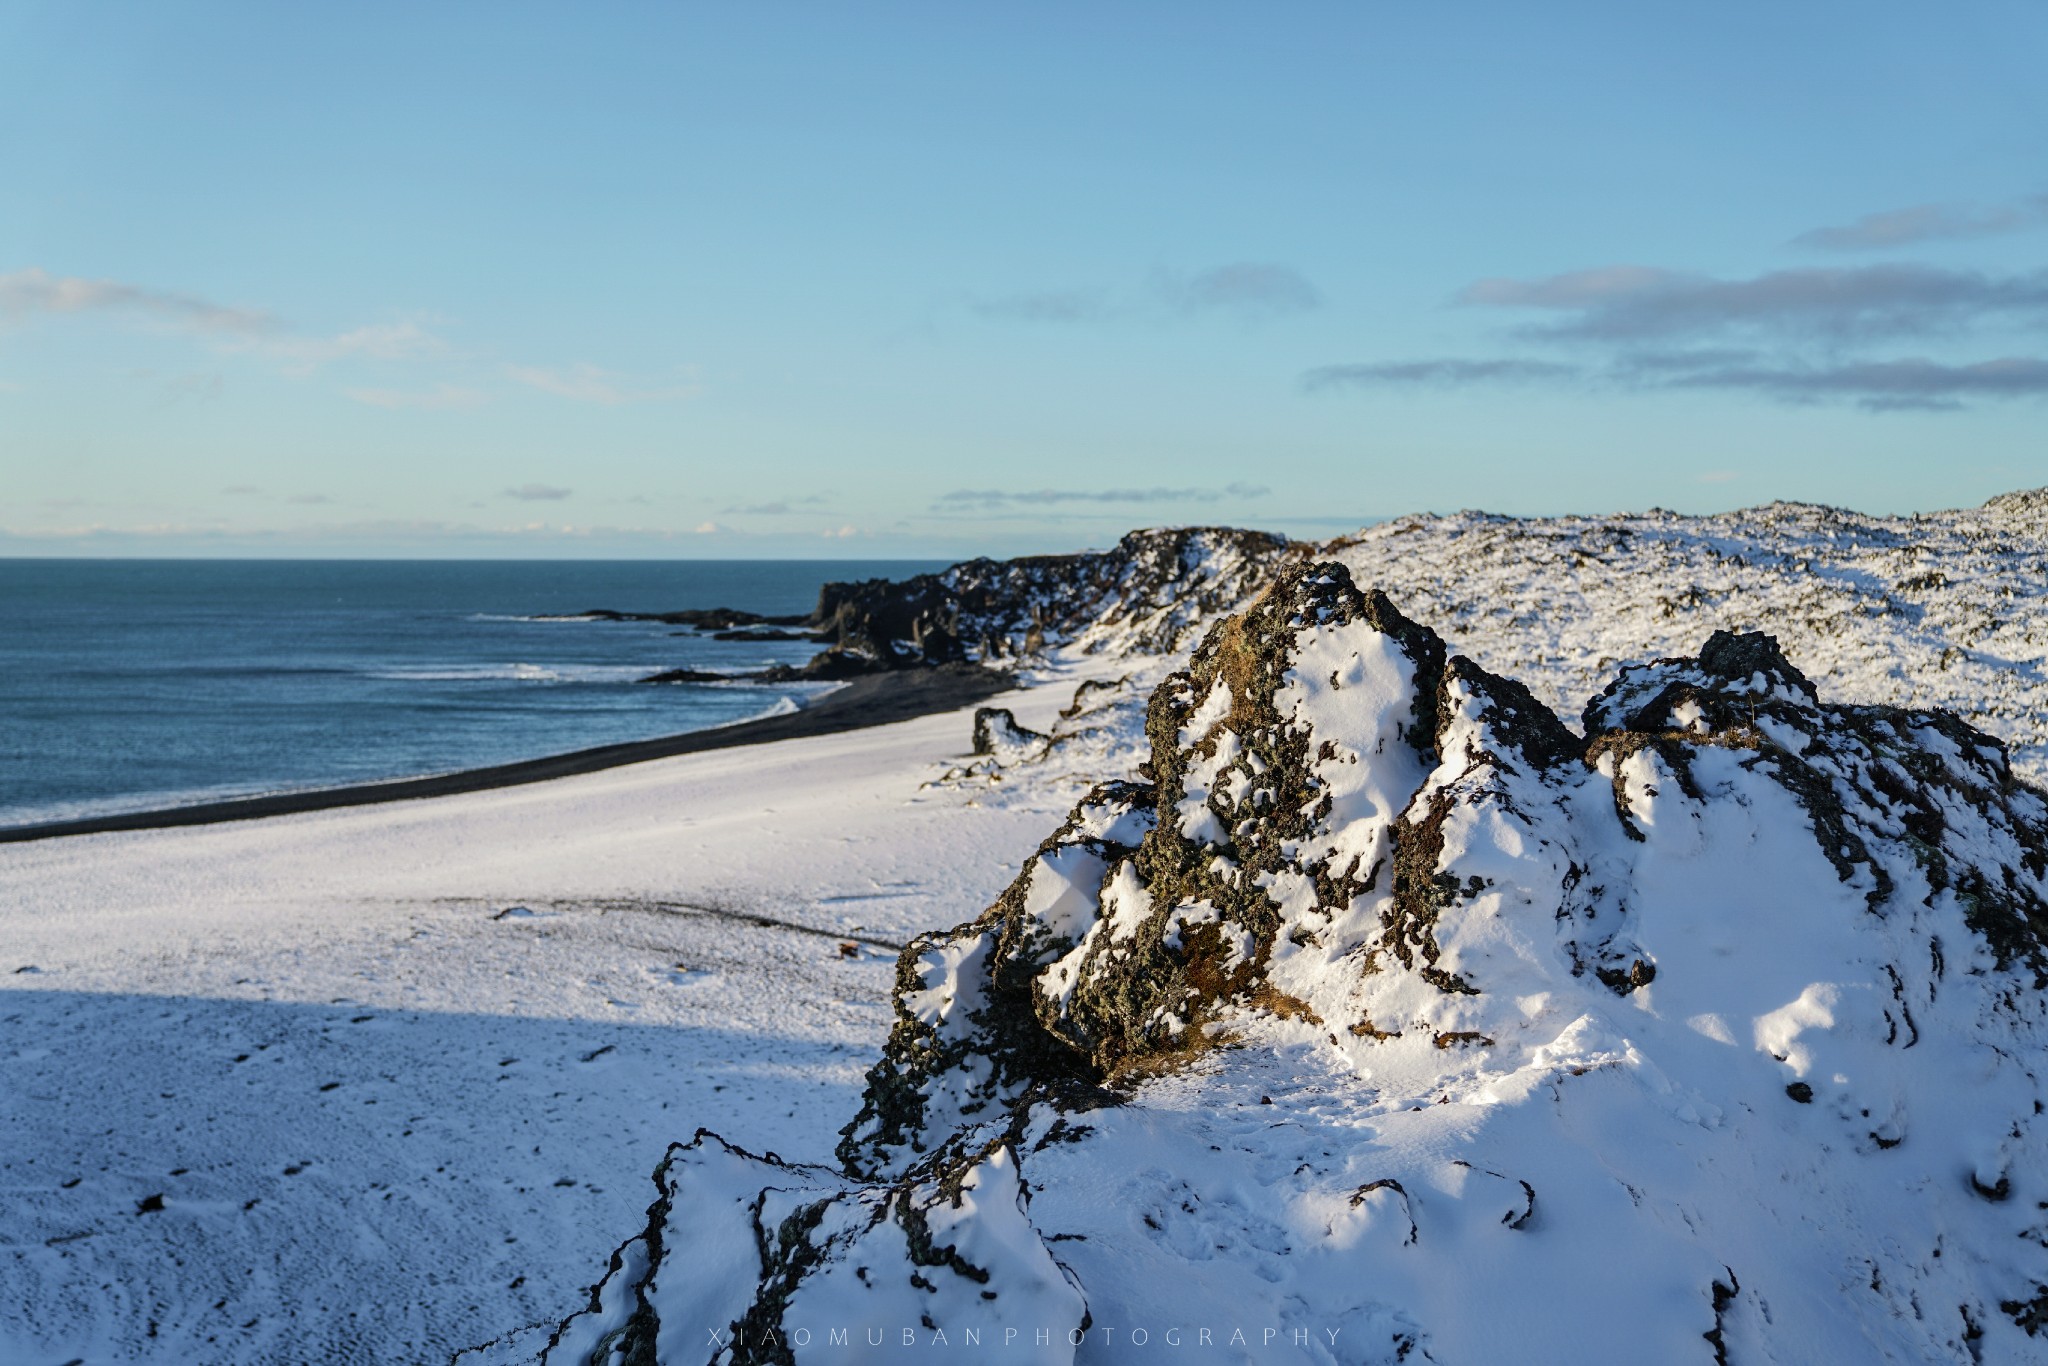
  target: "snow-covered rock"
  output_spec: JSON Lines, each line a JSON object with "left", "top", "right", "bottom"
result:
{"left": 542, "top": 561, "right": 2048, "bottom": 1363}
{"left": 971, "top": 708, "right": 1049, "bottom": 764}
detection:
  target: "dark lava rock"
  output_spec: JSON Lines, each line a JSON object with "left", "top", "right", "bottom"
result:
{"left": 636, "top": 668, "right": 739, "bottom": 685}
{"left": 972, "top": 707, "right": 1048, "bottom": 757}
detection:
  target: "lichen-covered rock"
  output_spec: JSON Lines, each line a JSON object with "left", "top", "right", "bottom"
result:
{"left": 542, "top": 563, "right": 2048, "bottom": 1363}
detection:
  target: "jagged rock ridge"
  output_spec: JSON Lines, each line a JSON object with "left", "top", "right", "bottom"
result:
{"left": 538, "top": 563, "right": 2048, "bottom": 1364}
{"left": 809, "top": 526, "right": 1289, "bottom": 668}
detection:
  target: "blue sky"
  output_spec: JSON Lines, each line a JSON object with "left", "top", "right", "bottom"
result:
{"left": 3, "top": 2, "right": 2045, "bottom": 558}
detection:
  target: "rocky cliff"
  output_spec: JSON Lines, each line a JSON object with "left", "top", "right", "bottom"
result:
{"left": 535, "top": 562, "right": 2048, "bottom": 1363}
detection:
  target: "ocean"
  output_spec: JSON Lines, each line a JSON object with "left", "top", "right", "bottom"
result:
{"left": 0, "top": 558, "right": 947, "bottom": 828}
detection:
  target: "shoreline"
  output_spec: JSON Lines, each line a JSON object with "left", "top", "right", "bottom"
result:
{"left": 0, "top": 664, "right": 1011, "bottom": 845}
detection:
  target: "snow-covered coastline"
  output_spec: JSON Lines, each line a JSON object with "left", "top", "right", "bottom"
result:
{"left": 5, "top": 491, "right": 2047, "bottom": 1364}
{"left": 0, "top": 696, "right": 1077, "bottom": 1363}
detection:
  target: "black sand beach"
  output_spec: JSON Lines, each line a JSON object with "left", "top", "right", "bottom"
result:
{"left": 0, "top": 664, "right": 1010, "bottom": 845}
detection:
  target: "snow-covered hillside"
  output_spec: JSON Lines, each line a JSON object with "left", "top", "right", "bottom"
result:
{"left": 1324, "top": 488, "right": 2048, "bottom": 786}
{"left": 921, "top": 490, "right": 2048, "bottom": 800}
{"left": 540, "top": 560, "right": 2048, "bottom": 1363}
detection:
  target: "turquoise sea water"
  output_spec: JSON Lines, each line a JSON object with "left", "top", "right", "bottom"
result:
{"left": 0, "top": 559, "right": 945, "bottom": 827}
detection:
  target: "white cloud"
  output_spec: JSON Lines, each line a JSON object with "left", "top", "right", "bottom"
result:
{"left": 263, "top": 320, "right": 448, "bottom": 374}
{"left": 0, "top": 267, "right": 275, "bottom": 335}
{"left": 0, "top": 268, "right": 457, "bottom": 380}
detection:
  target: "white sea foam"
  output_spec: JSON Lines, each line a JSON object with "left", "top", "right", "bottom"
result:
{"left": 365, "top": 662, "right": 659, "bottom": 684}
{"left": 466, "top": 612, "right": 608, "bottom": 623}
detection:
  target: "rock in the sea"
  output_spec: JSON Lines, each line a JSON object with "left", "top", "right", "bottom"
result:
{"left": 637, "top": 668, "right": 739, "bottom": 685}
{"left": 538, "top": 561, "right": 2048, "bottom": 1363}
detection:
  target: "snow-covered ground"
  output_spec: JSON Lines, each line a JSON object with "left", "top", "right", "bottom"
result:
{"left": 0, "top": 695, "right": 1083, "bottom": 1365}
{"left": 5, "top": 491, "right": 2047, "bottom": 1364}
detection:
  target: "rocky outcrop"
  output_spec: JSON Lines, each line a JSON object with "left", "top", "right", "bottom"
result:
{"left": 539, "top": 562, "right": 2048, "bottom": 1363}
{"left": 620, "top": 526, "right": 1290, "bottom": 686}
{"left": 810, "top": 526, "right": 1290, "bottom": 667}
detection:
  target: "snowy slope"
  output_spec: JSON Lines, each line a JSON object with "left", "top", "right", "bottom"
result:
{"left": 543, "top": 561, "right": 2048, "bottom": 1363}
{"left": 1323, "top": 488, "right": 2048, "bottom": 785}
{"left": 0, "top": 706, "right": 1059, "bottom": 1365}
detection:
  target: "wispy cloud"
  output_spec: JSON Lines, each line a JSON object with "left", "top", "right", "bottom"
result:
{"left": 936, "top": 483, "right": 1269, "bottom": 511}
{"left": 1305, "top": 245, "right": 2048, "bottom": 415}
{"left": 972, "top": 289, "right": 1111, "bottom": 324}
{"left": 1793, "top": 193, "right": 2048, "bottom": 251}
{"left": 1609, "top": 348, "right": 1761, "bottom": 374}
{"left": 1157, "top": 263, "right": 1322, "bottom": 319}
{"left": 0, "top": 267, "right": 462, "bottom": 383}
{"left": 345, "top": 383, "right": 485, "bottom": 410}
{"left": 504, "top": 483, "right": 573, "bottom": 501}
{"left": 1458, "top": 263, "right": 2048, "bottom": 341}
{"left": 973, "top": 262, "right": 1321, "bottom": 326}
{"left": 1666, "top": 356, "right": 2048, "bottom": 410}
{"left": 1303, "top": 358, "right": 1579, "bottom": 389}
{"left": 724, "top": 495, "right": 829, "bottom": 516}
{"left": 506, "top": 362, "right": 699, "bottom": 405}
{"left": 1301, "top": 348, "right": 2048, "bottom": 413}
{"left": 0, "top": 267, "right": 276, "bottom": 335}
{"left": 266, "top": 320, "right": 447, "bottom": 371}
